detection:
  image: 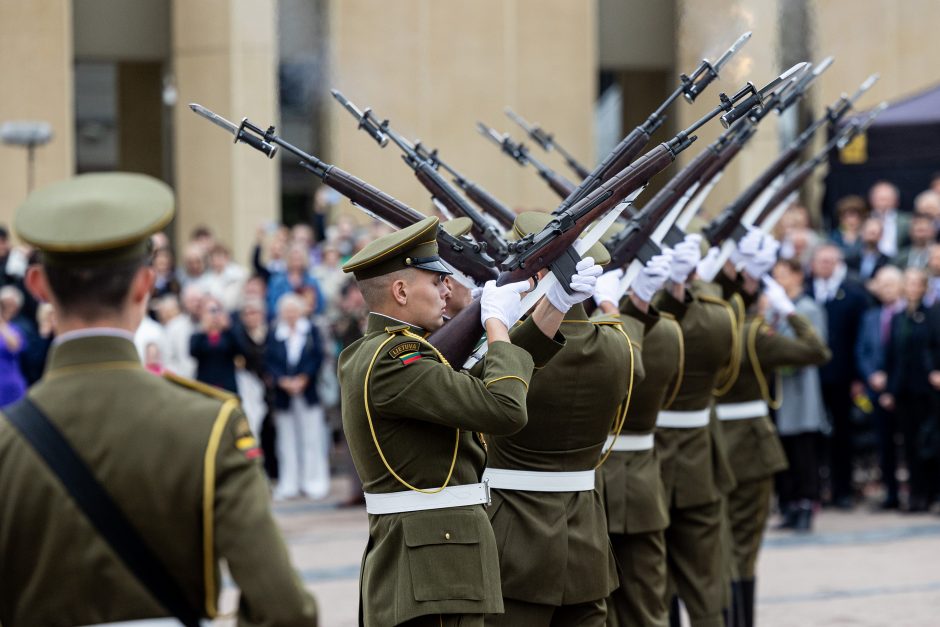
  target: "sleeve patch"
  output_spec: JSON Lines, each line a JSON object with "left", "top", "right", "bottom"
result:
{"left": 389, "top": 341, "right": 422, "bottom": 365}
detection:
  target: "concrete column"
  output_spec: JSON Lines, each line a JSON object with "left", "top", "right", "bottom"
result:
{"left": 171, "top": 0, "right": 279, "bottom": 263}
{"left": 328, "top": 0, "right": 596, "bottom": 219}
{"left": 0, "top": 0, "right": 74, "bottom": 230}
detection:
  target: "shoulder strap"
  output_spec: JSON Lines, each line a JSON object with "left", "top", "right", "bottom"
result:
{"left": 3, "top": 398, "right": 202, "bottom": 627}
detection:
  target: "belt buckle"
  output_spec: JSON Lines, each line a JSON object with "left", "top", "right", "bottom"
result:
{"left": 482, "top": 479, "right": 492, "bottom": 507}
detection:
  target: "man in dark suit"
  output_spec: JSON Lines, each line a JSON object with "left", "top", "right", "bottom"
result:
{"left": 808, "top": 243, "right": 869, "bottom": 508}
{"left": 855, "top": 266, "right": 905, "bottom": 508}
{"left": 847, "top": 218, "right": 892, "bottom": 282}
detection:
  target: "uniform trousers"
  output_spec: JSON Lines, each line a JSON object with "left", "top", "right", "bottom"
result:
{"left": 727, "top": 477, "right": 773, "bottom": 580}
{"left": 665, "top": 499, "right": 724, "bottom": 627}
{"left": 777, "top": 433, "right": 819, "bottom": 506}
{"left": 607, "top": 529, "right": 668, "bottom": 627}
{"left": 274, "top": 395, "right": 330, "bottom": 499}
{"left": 483, "top": 597, "right": 606, "bottom": 626}
{"left": 401, "top": 614, "right": 482, "bottom": 626}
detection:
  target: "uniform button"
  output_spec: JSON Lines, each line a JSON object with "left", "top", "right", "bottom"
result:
{"left": 444, "top": 532, "right": 451, "bottom": 540}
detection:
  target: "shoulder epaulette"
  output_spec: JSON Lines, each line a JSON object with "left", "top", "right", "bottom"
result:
{"left": 590, "top": 313, "right": 623, "bottom": 325}
{"left": 163, "top": 370, "right": 239, "bottom": 403}
{"left": 696, "top": 293, "right": 730, "bottom": 307}
{"left": 383, "top": 324, "right": 410, "bottom": 334}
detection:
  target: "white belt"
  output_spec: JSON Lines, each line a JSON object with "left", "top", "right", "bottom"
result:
{"left": 656, "top": 408, "right": 710, "bottom": 429}
{"left": 364, "top": 482, "right": 491, "bottom": 515}
{"left": 604, "top": 433, "right": 655, "bottom": 451}
{"left": 482, "top": 468, "right": 596, "bottom": 492}
{"left": 716, "top": 400, "right": 769, "bottom": 421}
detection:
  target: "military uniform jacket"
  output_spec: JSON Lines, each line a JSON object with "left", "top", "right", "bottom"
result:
{"left": 720, "top": 313, "right": 831, "bottom": 483}
{"left": 484, "top": 303, "right": 643, "bottom": 606}
{"left": 599, "top": 299, "right": 681, "bottom": 535}
{"left": 0, "top": 335, "right": 317, "bottom": 627}
{"left": 653, "top": 282, "right": 737, "bottom": 508}
{"left": 339, "top": 313, "right": 562, "bottom": 626}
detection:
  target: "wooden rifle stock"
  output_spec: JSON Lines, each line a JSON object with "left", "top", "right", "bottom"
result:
{"left": 606, "top": 145, "right": 718, "bottom": 269}
{"left": 428, "top": 143, "right": 675, "bottom": 367}
{"left": 322, "top": 167, "right": 498, "bottom": 285}
{"left": 752, "top": 160, "right": 816, "bottom": 227}
{"left": 556, "top": 127, "right": 651, "bottom": 213}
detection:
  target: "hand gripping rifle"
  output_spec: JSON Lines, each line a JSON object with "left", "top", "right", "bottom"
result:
{"left": 700, "top": 72, "right": 880, "bottom": 255}
{"left": 409, "top": 141, "right": 517, "bottom": 231}
{"left": 554, "top": 31, "right": 752, "bottom": 213}
{"left": 331, "top": 90, "right": 511, "bottom": 263}
{"left": 427, "top": 121, "right": 705, "bottom": 367}
{"left": 476, "top": 123, "right": 577, "bottom": 199}
{"left": 504, "top": 108, "right": 591, "bottom": 180}
{"left": 189, "top": 104, "right": 497, "bottom": 287}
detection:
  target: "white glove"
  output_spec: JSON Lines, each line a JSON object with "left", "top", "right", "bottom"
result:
{"left": 547, "top": 257, "right": 604, "bottom": 313}
{"left": 593, "top": 268, "right": 625, "bottom": 307}
{"left": 762, "top": 276, "right": 795, "bottom": 317}
{"left": 480, "top": 279, "right": 530, "bottom": 329}
{"left": 730, "top": 227, "right": 762, "bottom": 267}
{"left": 632, "top": 252, "right": 673, "bottom": 303}
{"left": 696, "top": 246, "right": 722, "bottom": 281}
{"left": 669, "top": 234, "right": 703, "bottom": 283}
{"left": 744, "top": 234, "right": 780, "bottom": 279}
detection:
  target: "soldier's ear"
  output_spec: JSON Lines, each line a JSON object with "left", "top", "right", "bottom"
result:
{"left": 129, "top": 265, "right": 156, "bottom": 306}
{"left": 391, "top": 278, "right": 408, "bottom": 306}
{"left": 24, "top": 265, "right": 51, "bottom": 304}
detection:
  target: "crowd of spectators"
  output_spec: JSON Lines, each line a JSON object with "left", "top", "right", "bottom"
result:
{"left": 4, "top": 175, "right": 940, "bottom": 518}
{"left": 771, "top": 174, "right": 940, "bottom": 525}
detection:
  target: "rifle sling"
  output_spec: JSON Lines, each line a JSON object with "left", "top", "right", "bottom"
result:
{"left": 3, "top": 397, "right": 202, "bottom": 627}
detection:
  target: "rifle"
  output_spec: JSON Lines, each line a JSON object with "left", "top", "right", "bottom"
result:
{"left": 504, "top": 108, "right": 591, "bottom": 180}
{"left": 429, "top": 77, "right": 789, "bottom": 366}
{"left": 331, "top": 90, "right": 511, "bottom": 263}
{"left": 751, "top": 103, "right": 887, "bottom": 232}
{"left": 410, "top": 141, "right": 517, "bottom": 230}
{"left": 189, "top": 104, "right": 498, "bottom": 287}
{"left": 701, "top": 72, "right": 879, "bottom": 249}
{"left": 476, "top": 123, "right": 577, "bottom": 199}
{"left": 661, "top": 58, "right": 833, "bottom": 248}
{"left": 554, "top": 31, "right": 752, "bottom": 213}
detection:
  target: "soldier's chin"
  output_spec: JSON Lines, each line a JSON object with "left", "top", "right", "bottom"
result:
{"left": 428, "top": 315, "right": 445, "bottom": 331}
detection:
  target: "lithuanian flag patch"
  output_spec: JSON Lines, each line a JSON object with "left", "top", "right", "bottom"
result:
{"left": 397, "top": 351, "right": 422, "bottom": 366}
{"left": 388, "top": 341, "right": 422, "bottom": 366}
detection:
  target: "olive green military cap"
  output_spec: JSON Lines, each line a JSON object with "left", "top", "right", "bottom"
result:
{"left": 441, "top": 216, "right": 473, "bottom": 238}
{"left": 15, "top": 172, "right": 174, "bottom": 266}
{"left": 510, "top": 211, "right": 611, "bottom": 266}
{"left": 343, "top": 215, "right": 451, "bottom": 280}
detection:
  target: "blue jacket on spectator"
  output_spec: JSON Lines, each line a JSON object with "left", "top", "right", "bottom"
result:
{"left": 855, "top": 305, "right": 892, "bottom": 386}
{"left": 265, "top": 322, "right": 324, "bottom": 410}
{"left": 266, "top": 271, "right": 325, "bottom": 319}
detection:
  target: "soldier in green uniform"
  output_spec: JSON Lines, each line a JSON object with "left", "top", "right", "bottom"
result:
{"left": 339, "top": 215, "right": 585, "bottom": 627}
{"left": 480, "top": 212, "right": 634, "bottom": 626}
{"left": 716, "top": 276, "right": 830, "bottom": 627}
{"left": 593, "top": 249, "right": 679, "bottom": 627}
{"left": 0, "top": 173, "right": 318, "bottom": 626}
{"left": 652, "top": 234, "right": 739, "bottom": 627}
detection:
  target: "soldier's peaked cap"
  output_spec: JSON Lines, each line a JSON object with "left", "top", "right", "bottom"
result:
{"left": 343, "top": 215, "right": 451, "bottom": 280}
{"left": 510, "top": 211, "right": 611, "bottom": 266}
{"left": 15, "top": 172, "right": 174, "bottom": 266}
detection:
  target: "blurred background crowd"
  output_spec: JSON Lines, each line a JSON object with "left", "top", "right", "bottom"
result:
{"left": 2, "top": 173, "right": 940, "bottom": 522}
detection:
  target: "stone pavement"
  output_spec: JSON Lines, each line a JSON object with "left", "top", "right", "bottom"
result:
{"left": 218, "top": 477, "right": 940, "bottom": 626}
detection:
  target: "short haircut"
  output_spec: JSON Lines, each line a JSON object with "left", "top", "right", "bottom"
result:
{"left": 775, "top": 257, "right": 803, "bottom": 275}
{"left": 0, "top": 285, "right": 24, "bottom": 309}
{"left": 357, "top": 268, "right": 412, "bottom": 309}
{"left": 836, "top": 194, "right": 869, "bottom": 218}
{"left": 276, "top": 292, "right": 306, "bottom": 318}
{"left": 43, "top": 255, "right": 147, "bottom": 319}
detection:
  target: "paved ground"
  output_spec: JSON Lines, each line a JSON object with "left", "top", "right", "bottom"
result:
{"left": 219, "top": 476, "right": 940, "bottom": 626}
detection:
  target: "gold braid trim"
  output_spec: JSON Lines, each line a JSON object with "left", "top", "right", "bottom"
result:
{"left": 660, "top": 313, "right": 685, "bottom": 410}
{"left": 700, "top": 294, "right": 743, "bottom": 396}
{"left": 202, "top": 398, "right": 239, "bottom": 618}
{"left": 747, "top": 316, "right": 784, "bottom": 410}
{"left": 363, "top": 329, "right": 459, "bottom": 494}
{"left": 596, "top": 324, "right": 636, "bottom": 468}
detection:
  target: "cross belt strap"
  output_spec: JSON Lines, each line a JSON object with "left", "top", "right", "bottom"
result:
{"left": 482, "top": 468, "right": 596, "bottom": 492}
{"left": 3, "top": 398, "right": 202, "bottom": 627}
{"left": 716, "top": 400, "right": 769, "bottom": 421}
{"left": 363, "top": 482, "right": 491, "bottom": 515}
